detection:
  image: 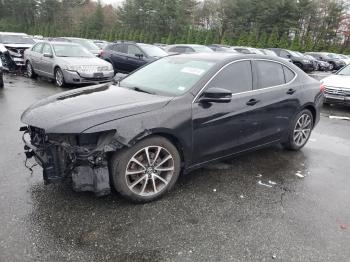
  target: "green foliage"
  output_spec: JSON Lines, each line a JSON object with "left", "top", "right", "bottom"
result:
{"left": 0, "top": 0, "right": 348, "bottom": 52}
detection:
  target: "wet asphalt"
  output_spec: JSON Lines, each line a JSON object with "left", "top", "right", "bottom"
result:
{"left": 0, "top": 73, "right": 350, "bottom": 262}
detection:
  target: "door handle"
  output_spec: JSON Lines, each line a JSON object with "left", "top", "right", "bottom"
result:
{"left": 246, "top": 99, "right": 260, "bottom": 106}
{"left": 286, "top": 88, "right": 296, "bottom": 95}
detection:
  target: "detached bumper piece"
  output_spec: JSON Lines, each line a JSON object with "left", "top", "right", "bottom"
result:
{"left": 72, "top": 165, "right": 110, "bottom": 196}
{"left": 21, "top": 126, "right": 115, "bottom": 197}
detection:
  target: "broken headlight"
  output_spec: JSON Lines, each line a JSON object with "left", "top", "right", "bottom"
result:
{"left": 77, "top": 130, "right": 116, "bottom": 147}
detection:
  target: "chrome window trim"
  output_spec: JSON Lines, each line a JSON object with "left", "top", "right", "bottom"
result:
{"left": 192, "top": 58, "right": 298, "bottom": 104}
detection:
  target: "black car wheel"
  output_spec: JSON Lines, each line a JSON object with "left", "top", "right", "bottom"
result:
{"left": 26, "top": 61, "right": 36, "bottom": 79}
{"left": 282, "top": 109, "right": 313, "bottom": 151}
{"left": 110, "top": 136, "right": 181, "bottom": 203}
{"left": 0, "top": 72, "right": 3, "bottom": 88}
{"left": 54, "top": 67, "right": 65, "bottom": 87}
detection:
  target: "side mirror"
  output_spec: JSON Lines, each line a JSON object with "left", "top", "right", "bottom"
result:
{"left": 199, "top": 87, "right": 232, "bottom": 103}
{"left": 319, "top": 57, "right": 323, "bottom": 60}
{"left": 286, "top": 54, "right": 291, "bottom": 58}
{"left": 43, "top": 53, "right": 53, "bottom": 58}
{"left": 135, "top": 53, "right": 143, "bottom": 59}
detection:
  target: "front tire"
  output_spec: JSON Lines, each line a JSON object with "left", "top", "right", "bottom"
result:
{"left": 282, "top": 109, "right": 314, "bottom": 151}
{"left": 26, "top": 61, "right": 36, "bottom": 79}
{"left": 54, "top": 67, "right": 65, "bottom": 87}
{"left": 110, "top": 136, "right": 181, "bottom": 203}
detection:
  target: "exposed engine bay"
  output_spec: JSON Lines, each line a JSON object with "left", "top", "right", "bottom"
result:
{"left": 21, "top": 126, "right": 123, "bottom": 196}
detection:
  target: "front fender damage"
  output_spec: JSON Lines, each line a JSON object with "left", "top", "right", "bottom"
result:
{"left": 22, "top": 127, "right": 128, "bottom": 196}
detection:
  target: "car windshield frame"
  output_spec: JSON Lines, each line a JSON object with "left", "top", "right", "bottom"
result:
{"left": 69, "top": 38, "right": 100, "bottom": 51}
{"left": 52, "top": 44, "right": 94, "bottom": 58}
{"left": 191, "top": 45, "right": 214, "bottom": 53}
{"left": 336, "top": 64, "right": 350, "bottom": 76}
{"left": 138, "top": 44, "right": 168, "bottom": 57}
{"left": 0, "top": 34, "right": 35, "bottom": 44}
{"left": 119, "top": 56, "right": 217, "bottom": 97}
{"left": 289, "top": 51, "right": 302, "bottom": 57}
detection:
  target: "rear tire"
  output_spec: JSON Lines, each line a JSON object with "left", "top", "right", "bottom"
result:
{"left": 282, "top": 109, "right": 314, "bottom": 151}
{"left": 109, "top": 136, "right": 181, "bottom": 203}
{"left": 54, "top": 67, "right": 65, "bottom": 87}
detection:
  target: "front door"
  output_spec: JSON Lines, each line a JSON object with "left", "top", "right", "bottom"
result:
{"left": 192, "top": 60, "right": 266, "bottom": 165}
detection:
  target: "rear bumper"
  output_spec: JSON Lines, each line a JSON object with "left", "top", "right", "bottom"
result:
{"left": 62, "top": 69, "right": 114, "bottom": 84}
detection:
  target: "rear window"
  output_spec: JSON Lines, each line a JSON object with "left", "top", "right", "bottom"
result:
{"left": 255, "top": 61, "right": 285, "bottom": 89}
{"left": 283, "top": 66, "right": 296, "bottom": 82}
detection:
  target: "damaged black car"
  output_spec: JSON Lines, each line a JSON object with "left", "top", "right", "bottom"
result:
{"left": 21, "top": 53, "right": 323, "bottom": 202}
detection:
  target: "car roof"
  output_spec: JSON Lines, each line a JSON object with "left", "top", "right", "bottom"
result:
{"left": 40, "top": 41, "right": 80, "bottom": 46}
{"left": 168, "top": 44, "right": 208, "bottom": 47}
{"left": 170, "top": 52, "right": 287, "bottom": 64}
{"left": 0, "top": 32, "right": 28, "bottom": 36}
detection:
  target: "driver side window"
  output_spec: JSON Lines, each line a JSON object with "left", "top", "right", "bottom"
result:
{"left": 32, "top": 43, "right": 43, "bottom": 53}
{"left": 42, "top": 44, "right": 53, "bottom": 55}
{"left": 127, "top": 45, "right": 142, "bottom": 56}
{"left": 207, "top": 61, "right": 253, "bottom": 94}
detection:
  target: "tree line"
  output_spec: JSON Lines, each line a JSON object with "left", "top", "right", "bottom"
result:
{"left": 0, "top": 0, "right": 349, "bottom": 53}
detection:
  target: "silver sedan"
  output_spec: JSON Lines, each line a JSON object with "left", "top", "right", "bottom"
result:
{"left": 24, "top": 41, "right": 114, "bottom": 87}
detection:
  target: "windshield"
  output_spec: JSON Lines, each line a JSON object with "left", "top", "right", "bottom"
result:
{"left": 70, "top": 38, "right": 100, "bottom": 51}
{"left": 339, "top": 54, "right": 348, "bottom": 59}
{"left": 0, "top": 34, "right": 35, "bottom": 44}
{"left": 327, "top": 53, "right": 340, "bottom": 59}
{"left": 139, "top": 44, "right": 168, "bottom": 57}
{"left": 192, "top": 45, "right": 214, "bottom": 53}
{"left": 250, "top": 48, "right": 265, "bottom": 55}
{"left": 53, "top": 44, "right": 94, "bottom": 57}
{"left": 119, "top": 56, "right": 215, "bottom": 96}
{"left": 289, "top": 51, "right": 302, "bottom": 57}
{"left": 262, "top": 49, "right": 278, "bottom": 56}
{"left": 337, "top": 64, "right": 350, "bottom": 76}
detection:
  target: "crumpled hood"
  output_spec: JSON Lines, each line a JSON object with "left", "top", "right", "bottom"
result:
{"left": 21, "top": 83, "right": 172, "bottom": 133}
{"left": 322, "top": 75, "right": 350, "bottom": 89}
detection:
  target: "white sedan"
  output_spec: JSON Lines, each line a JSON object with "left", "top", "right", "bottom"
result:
{"left": 321, "top": 64, "right": 350, "bottom": 105}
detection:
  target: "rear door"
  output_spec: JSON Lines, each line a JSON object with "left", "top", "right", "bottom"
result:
{"left": 108, "top": 43, "right": 127, "bottom": 73}
{"left": 125, "top": 44, "right": 146, "bottom": 72}
{"left": 251, "top": 60, "right": 299, "bottom": 142}
{"left": 192, "top": 60, "right": 266, "bottom": 164}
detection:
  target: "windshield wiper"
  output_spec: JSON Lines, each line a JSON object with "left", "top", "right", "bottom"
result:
{"left": 131, "top": 87, "right": 155, "bottom": 95}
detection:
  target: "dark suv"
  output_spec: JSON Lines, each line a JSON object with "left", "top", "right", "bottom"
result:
{"left": 100, "top": 42, "right": 168, "bottom": 74}
{"left": 305, "top": 52, "right": 346, "bottom": 71}
{"left": 269, "top": 48, "right": 314, "bottom": 72}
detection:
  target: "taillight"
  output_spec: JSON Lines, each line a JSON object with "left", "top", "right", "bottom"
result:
{"left": 320, "top": 84, "right": 325, "bottom": 93}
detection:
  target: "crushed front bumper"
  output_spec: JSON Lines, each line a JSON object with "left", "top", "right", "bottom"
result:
{"left": 21, "top": 127, "right": 118, "bottom": 196}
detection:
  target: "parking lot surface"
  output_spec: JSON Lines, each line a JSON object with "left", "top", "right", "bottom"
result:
{"left": 0, "top": 74, "right": 350, "bottom": 262}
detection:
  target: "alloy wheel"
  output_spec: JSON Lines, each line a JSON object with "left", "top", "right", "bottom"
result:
{"left": 55, "top": 69, "right": 63, "bottom": 86}
{"left": 293, "top": 113, "right": 312, "bottom": 147}
{"left": 27, "top": 62, "right": 32, "bottom": 77}
{"left": 125, "top": 146, "right": 175, "bottom": 196}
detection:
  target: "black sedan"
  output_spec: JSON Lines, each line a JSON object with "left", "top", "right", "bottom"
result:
{"left": 20, "top": 53, "right": 324, "bottom": 203}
